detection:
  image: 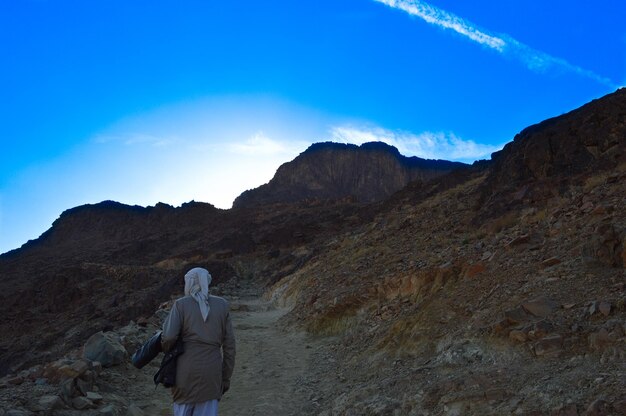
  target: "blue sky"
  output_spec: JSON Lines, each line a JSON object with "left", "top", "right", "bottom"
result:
{"left": 1, "top": 0, "right": 624, "bottom": 254}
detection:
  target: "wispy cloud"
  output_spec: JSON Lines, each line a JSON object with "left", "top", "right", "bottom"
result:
{"left": 375, "top": 0, "right": 505, "bottom": 51}
{"left": 329, "top": 124, "right": 502, "bottom": 162}
{"left": 374, "top": 0, "right": 617, "bottom": 88}
{"left": 93, "top": 133, "right": 176, "bottom": 148}
{"left": 228, "top": 132, "right": 307, "bottom": 156}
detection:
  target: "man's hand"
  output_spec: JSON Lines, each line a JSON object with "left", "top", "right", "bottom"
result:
{"left": 222, "top": 380, "right": 230, "bottom": 395}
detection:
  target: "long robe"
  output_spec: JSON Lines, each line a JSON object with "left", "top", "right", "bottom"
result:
{"left": 162, "top": 295, "right": 236, "bottom": 403}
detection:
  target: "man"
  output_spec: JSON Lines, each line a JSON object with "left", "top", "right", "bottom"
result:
{"left": 162, "top": 267, "right": 236, "bottom": 416}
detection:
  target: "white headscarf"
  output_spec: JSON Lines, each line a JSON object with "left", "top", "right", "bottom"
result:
{"left": 184, "top": 267, "right": 212, "bottom": 321}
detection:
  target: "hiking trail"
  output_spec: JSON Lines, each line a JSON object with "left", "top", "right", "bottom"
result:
{"left": 118, "top": 297, "right": 335, "bottom": 416}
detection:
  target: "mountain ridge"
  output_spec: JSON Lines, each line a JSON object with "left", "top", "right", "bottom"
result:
{"left": 233, "top": 140, "right": 467, "bottom": 208}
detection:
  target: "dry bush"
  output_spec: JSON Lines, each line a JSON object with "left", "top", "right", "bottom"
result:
{"left": 484, "top": 211, "right": 519, "bottom": 234}
{"left": 583, "top": 175, "right": 606, "bottom": 192}
{"left": 524, "top": 208, "right": 547, "bottom": 225}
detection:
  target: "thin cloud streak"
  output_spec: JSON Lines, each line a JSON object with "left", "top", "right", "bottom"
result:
{"left": 375, "top": 0, "right": 505, "bottom": 51}
{"left": 329, "top": 125, "right": 502, "bottom": 162}
{"left": 374, "top": 0, "right": 617, "bottom": 88}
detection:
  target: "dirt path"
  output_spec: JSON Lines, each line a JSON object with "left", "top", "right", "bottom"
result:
{"left": 220, "top": 298, "right": 330, "bottom": 416}
{"left": 122, "top": 297, "right": 334, "bottom": 416}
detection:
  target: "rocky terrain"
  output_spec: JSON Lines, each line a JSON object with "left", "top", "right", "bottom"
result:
{"left": 0, "top": 88, "right": 625, "bottom": 415}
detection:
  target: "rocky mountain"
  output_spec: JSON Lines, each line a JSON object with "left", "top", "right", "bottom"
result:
{"left": 0, "top": 89, "right": 625, "bottom": 415}
{"left": 479, "top": 87, "right": 626, "bottom": 217}
{"left": 233, "top": 141, "right": 466, "bottom": 208}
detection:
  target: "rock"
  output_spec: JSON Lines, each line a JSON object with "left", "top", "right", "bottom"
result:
{"left": 6, "top": 411, "right": 33, "bottom": 416}
{"left": 588, "top": 329, "right": 611, "bottom": 351}
{"left": 529, "top": 320, "right": 555, "bottom": 340}
{"left": 522, "top": 296, "right": 558, "bottom": 318}
{"left": 83, "top": 331, "right": 127, "bottom": 367}
{"left": 580, "top": 201, "right": 594, "bottom": 213}
{"left": 590, "top": 205, "right": 606, "bottom": 216}
{"left": 72, "top": 396, "right": 94, "bottom": 410}
{"left": 582, "top": 224, "right": 623, "bottom": 267}
{"left": 100, "top": 405, "right": 116, "bottom": 416}
{"left": 70, "top": 360, "right": 90, "bottom": 377}
{"left": 509, "top": 330, "right": 527, "bottom": 343}
{"left": 550, "top": 404, "right": 578, "bottom": 416}
{"left": 7, "top": 376, "right": 24, "bottom": 385}
{"left": 541, "top": 257, "right": 561, "bottom": 268}
{"left": 464, "top": 263, "right": 486, "bottom": 278}
{"left": 484, "top": 388, "right": 508, "bottom": 401}
{"left": 507, "top": 235, "right": 530, "bottom": 248}
{"left": 43, "top": 359, "right": 79, "bottom": 383}
{"left": 584, "top": 398, "right": 609, "bottom": 415}
{"left": 612, "top": 400, "right": 626, "bottom": 414}
{"left": 59, "top": 378, "right": 78, "bottom": 403}
{"left": 504, "top": 306, "right": 530, "bottom": 324}
{"left": 76, "top": 376, "right": 94, "bottom": 396}
{"left": 534, "top": 334, "right": 563, "bottom": 357}
{"left": 127, "top": 403, "right": 146, "bottom": 416}
{"left": 598, "top": 301, "right": 611, "bottom": 316}
{"left": 91, "top": 361, "right": 104, "bottom": 374}
{"left": 37, "top": 395, "right": 64, "bottom": 412}
{"left": 551, "top": 404, "right": 578, "bottom": 416}
{"left": 86, "top": 391, "right": 104, "bottom": 402}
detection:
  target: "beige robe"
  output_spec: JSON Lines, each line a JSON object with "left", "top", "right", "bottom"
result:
{"left": 162, "top": 295, "right": 236, "bottom": 403}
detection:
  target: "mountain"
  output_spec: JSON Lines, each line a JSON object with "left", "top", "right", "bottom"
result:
{"left": 0, "top": 89, "right": 625, "bottom": 414}
{"left": 480, "top": 88, "right": 626, "bottom": 216}
{"left": 233, "top": 141, "right": 466, "bottom": 208}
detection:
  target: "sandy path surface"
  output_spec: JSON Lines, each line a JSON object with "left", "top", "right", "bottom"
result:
{"left": 220, "top": 298, "right": 329, "bottom": 416}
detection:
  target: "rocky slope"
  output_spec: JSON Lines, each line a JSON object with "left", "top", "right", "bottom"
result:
{"left": 233, "top": 141, "right": 466, "bottom": 208}
{"left": 0, "top": 88, "right": 625, "bottom": 415}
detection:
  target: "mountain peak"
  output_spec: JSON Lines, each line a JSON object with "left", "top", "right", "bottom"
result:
{"left": 233, "top": 141, "right": 466, "bottom": 208}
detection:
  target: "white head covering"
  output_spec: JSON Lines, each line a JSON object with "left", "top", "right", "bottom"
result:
{"left": 184, "top": 267, "right": 212, "bottom": 321}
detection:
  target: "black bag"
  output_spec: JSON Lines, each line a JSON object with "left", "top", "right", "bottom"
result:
{"left": 153, "top": 337, "right": 184, "bottom": 388}
{"left": 131, "top": 331, "right": 163, "bottom": 369}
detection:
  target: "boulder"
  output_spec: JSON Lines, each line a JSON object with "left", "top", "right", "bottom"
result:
{"left": 72, "top": 396, "right": 94, "bottom": 410}
{"left": 522, "top": 296, "right": 558, "bottom": 318}
{"left": 86, "top": 391, "right": 104, "bottom": 402}
{"left": 70, "top": 360, "right": 90, "bottom": 377}
{"left": 504, "top": 306, "right": 530, "bottom": 324}
{"left": 99, "top": 405, "right": 116, "bottom": 416}
{"left": 598, "top": 301, "right": 611, "bottom": 316}
{"left": 581, "top": 223, "right": 623, "bottom": 267}
{"left": 83, "top": 331, "right": 127, "bottom": 367}
{"left": 76, "top": 376, "right": 94, "bottom": 396}
{"left": 584, "top": 398, "right": 609, "bottom": 416}
{"left": 36, "top": 395, "right": 64, "bottom": 412}
{"left": 127, "top": 403, "right": 146, "bottom": 416}
{"left": 534, "top": 334, "right": 563, "bottom": 357}
{"left": 59, "top": 378, "right": 78, "bottom": 403}
{"left": 551, "top": 404, "right": 578, "bottom": 416}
